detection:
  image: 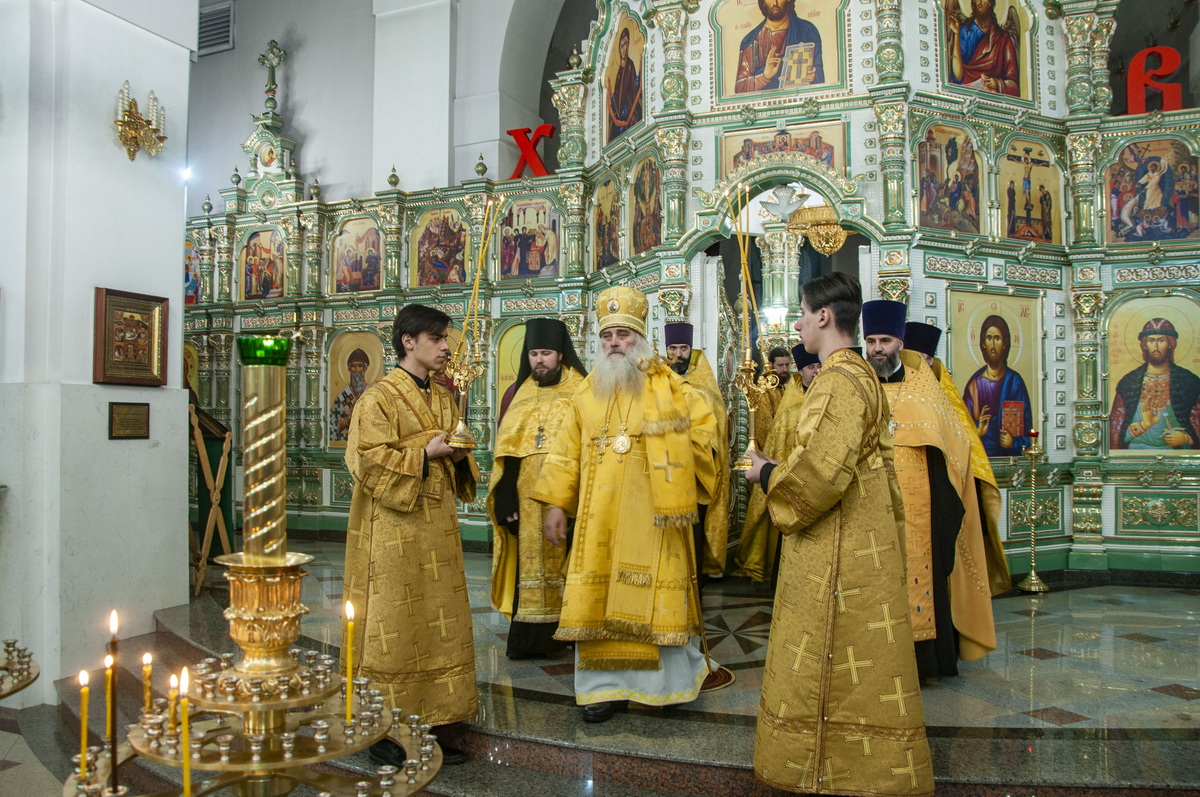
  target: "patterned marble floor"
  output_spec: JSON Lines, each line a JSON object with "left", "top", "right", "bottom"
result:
{"left": 290, "top": 541, "right": 1200, "bottom": 731}
{"left": 251, "top": 540, "right": 1199, "bottom": 791}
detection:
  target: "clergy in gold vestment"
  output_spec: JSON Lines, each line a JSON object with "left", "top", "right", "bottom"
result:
{"left": 904, "top": 322, "right": 1011, "bottom": 595}
{"left": 864, "top": 301, "right": 997, "bottom": 681}
{"left": 736, "top": 344, "right": 820, "bottom": 583}
{"left": 534, "top": 287, "right": 718, "bottom": 724}
{"left": 489, "top": 318, "right": 587, "bottom": 659}
{"left": 342, "top": 305, "right": 479, "bottom": 767}
{"left": 746, "top": 274, "right": 932, "bottom": 796}
{"left": 665, "top": 322, "right": 729, "bottom": 580}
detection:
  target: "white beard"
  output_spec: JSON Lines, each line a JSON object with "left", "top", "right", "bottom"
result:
{"left": 590, "top": 336, "right": 651, "bottom": 400}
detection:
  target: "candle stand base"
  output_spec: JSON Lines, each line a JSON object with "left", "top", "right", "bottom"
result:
{"left": 1017, "top": 568, "right": 1049, "bottom": 593}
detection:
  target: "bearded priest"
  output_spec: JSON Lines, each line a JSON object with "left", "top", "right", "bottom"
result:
{"left": 534, "top": 286, "right": 719, "bottom": 723}
{"left": 489, "top": 318, "right": 588, "bottom": 659}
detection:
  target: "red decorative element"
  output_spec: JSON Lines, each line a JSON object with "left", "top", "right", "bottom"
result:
{"left": 506, "top": 124, "right": 556, "bottom": 179}
{"left": 1029, "top": 430, "right": 1039, "bottom": 439}
{"left": 1126, "top": 47, "right": 1183, "bottom": 115}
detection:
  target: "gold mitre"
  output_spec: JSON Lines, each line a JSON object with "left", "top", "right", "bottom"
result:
{"left": 595, "top": 286, "right": 648, "bottom": 336}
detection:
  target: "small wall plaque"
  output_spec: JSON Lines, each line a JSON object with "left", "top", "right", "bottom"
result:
{"left": 109, "top": 402, "right": 150, "bottom": 440}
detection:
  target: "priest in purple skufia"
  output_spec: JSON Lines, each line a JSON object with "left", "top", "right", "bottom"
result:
{"left": 962, "top": 314, "right": 1032, "bottom": 457}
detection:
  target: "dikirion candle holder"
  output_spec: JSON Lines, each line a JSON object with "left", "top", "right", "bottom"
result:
{"left": 62, "top": 336, "right": 444, "bottom": 797}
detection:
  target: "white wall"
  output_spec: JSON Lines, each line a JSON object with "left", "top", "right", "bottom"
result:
{"left": 187, "top": 0, "right": 567, "bottom": 205}
{"left": 187, "top": 0, "right": 376, "bottom": 215}
{"left": 0, "top": 0, "right": 194, "bottom": 705}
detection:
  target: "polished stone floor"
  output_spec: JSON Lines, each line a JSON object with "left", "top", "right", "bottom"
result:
{"left": 3, "top": 540, "right": 1198, "bottom": 795}
{"left": 287, "top": 541, "right": 1200, "bottom": 789}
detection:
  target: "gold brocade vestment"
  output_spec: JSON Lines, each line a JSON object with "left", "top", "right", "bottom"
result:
{"left": 488, "top": 367, "right": 584, "bottom": 620}
{"left": 882, "top": 351, "right": 997, "bottom": 660}
{"left": 532, "top": 371, "right": 718, "bottom": 671}
{"left": 756, "top": 350, "right": 932, "bottom": 796}
{"left": 341, "top": 369, "right": 480, "bottom": 728}
{"left": 931, "top": 358, "right": 1012, "bottom": 595}
{"left": 737, "top": 374, "right": 807, "bottom": 582}
{"left": 680, "top": 350, "right": 730, "bottom": 575}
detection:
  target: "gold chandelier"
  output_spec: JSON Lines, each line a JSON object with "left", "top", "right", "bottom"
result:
{"left": 788, "top": 204, "right": 848, "bottom": 255}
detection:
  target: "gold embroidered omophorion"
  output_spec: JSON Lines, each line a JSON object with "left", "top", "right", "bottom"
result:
{"left": 756, "top": 349, "right": 932, "bottom": 796}
{"left": 341, "top": 369, "right": 480, "bottom": 730}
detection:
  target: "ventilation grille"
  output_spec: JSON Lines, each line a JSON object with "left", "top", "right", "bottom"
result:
{"left": 198, "top": 2, "right": 234, "bottom": 57}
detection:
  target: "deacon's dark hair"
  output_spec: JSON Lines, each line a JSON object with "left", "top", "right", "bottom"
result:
{"left": 392, "top": 304, "right": 451, "bottom": 362}
{"left": 801, "top": 273, "right": 861, "bottom": 337}
{"left": 978, "top": 314, "right": 1011, "bottom": 359}
{"left": 768, "top": 347, "right": 791, "bottom": 362}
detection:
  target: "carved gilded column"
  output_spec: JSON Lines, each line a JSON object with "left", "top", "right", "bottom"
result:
{"left": 285, "top": 332, "right": 303, "bottom": 448}
{"left": 657, "top": 127, "right": 690, "bottom": 241}
{"left": 874, "top": 103, "right": 908, "bottom": 227}
{"left": 1067, "top": 131, "right": 1100, "bottom": 245}
{"left": 755, "top": 224, "right": 801, "bottom": 310}
{"left": 874, "top": 0, "right": 903, "bottom": 83}
{"left": 558, "top": 182, "right": 587, "bottom": 277}
{"left": 1064, "top": 14, "right": 1095, "bottom": 113}
{"left": 1069, "top": 290, "right": 1106, "bottom": 568}
{"left": 281, "top": 214, "right": 303, "bottom": 298}
{"left": 651, "top": 3, "right": 693, "bottom": 113}
{"left": 196, "top": 334, "right": 214, "bottom": 408}
{"left": 209, "top": 333, "right": 234, "bottom": 427}
{"left": 301, "top": 327, "right": 324, "bottom": 448}
{"left": 214, "top": 224, "right": 235, "bottom": 302}
{"left": 302, "top": 212, "right": 324, "bottom": 295}
{"left": 550, "top": 69, "right": 589, "bottom": 170}
{"left": 1089, "top": 17, "right": 1115, "bottom": 113}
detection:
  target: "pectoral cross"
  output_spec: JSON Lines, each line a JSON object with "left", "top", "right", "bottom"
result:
{"left": 889, "top": 418, "right": 899, "bottom": 436}
{"left": 535, "top": 426, "right": 546, "bottom": 449}
{"left": 594, "top": 426, "right": 611, "bottom": 459}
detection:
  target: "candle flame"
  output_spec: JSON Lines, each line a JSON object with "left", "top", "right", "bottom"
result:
{"left": 180, "top": 667, "right": 189, "bottom": 697}
{"left": 79, "top": 670, "right": 89, "bottom": 686}
{"left": 345, "top": 601, "right": 354, "bottom": 621}
{"left": 104, "top": 655, "right": 114, "bottom": 669}
{"left": 143, "top": 652, "right": 152, "bottom": 665}
{"left": 109, "top": 610, "right": 119, "bottom": 635}
{"left": 170, "top": 673, "right": 178, "bottom": 689}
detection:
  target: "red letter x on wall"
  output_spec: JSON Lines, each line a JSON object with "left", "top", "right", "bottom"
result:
{"left": 506, "top": 124, "right": 556, "bottom": 179}
{"left": 1127, "top": 46, "right": 1183, "bottom": 115}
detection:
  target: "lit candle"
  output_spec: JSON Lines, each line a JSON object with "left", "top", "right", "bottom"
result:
{"left": 142, "top": 653, "right": 153, "bottom": 714}
{"left": 168, "top": 674, "right": 179, "bottom": 734}
{"left": 79, "top": 671, "right": 90, "bottom": 781}
{"left": 180, "top": 668, "right": 191, "bottom": 797}
{"left": 104, "top": 655, "right": 114, "bottom": 741}
{"left": 108, "top": 610, "right": 120, "bottom": 794}
{"left": 345, "top": 601, "right": 355, "bottom": 724}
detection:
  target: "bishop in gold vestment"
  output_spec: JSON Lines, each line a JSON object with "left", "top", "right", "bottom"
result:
{"left": 489, "top": 318, "right": 587, "bottom": 658}
{"left": 866, "top": 300, "right": 996, "bottom": 679}
{"left": 534, "top": 288, "right": 718, "bottom": 717}
{"left": 904, "top": 322, "right": 1011, "bottom": 595}
{"left": 747, "top": 274, "right": 932, "bottom": 796}
{"left": 342, "top": 306, "right": 479, "bottom": 749}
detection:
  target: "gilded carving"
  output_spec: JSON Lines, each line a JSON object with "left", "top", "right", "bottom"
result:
{"left": 656, "top": 128, "right": 689, "bottom": 159}
{"left": 878, "top": 277, "right": 910, "bottom": 304}
{"left": 1071, "top": 291, "right": 1104, "bottom": 320}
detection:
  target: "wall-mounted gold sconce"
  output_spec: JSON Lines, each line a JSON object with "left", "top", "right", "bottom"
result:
{"left": 115, "top": 81, "right": 166, "bottom": 161}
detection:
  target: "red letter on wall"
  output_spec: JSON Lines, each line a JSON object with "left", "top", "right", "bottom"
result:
{"left": 506, "top": 124, "right": 556, "bottom": 179}
{"left": 1127, "top": 46, "right": 1183, "bottom": 114}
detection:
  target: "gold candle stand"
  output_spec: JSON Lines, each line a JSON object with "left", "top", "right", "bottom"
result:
{"left": 0, "top": 639, "right": 39, "bottom": 700}
{"left": 1016, "top": 435, "right": 1049, "bottom": 593}
{"left": 63, "top": 336, "right": 444, "bottom": 796}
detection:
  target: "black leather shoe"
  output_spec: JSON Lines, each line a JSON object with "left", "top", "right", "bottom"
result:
{"left": 440, "top": 744, "right": 467, "bottom": 765}
{"left": 368, "top": 739, "right": 407, "bottom": 768}
{"left": 582, "top": 700, "right": 627, "bottom": 723}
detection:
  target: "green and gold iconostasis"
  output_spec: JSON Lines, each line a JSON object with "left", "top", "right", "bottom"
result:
{"left": 185, "top": 0, "right": 1200, "bottom": 575}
